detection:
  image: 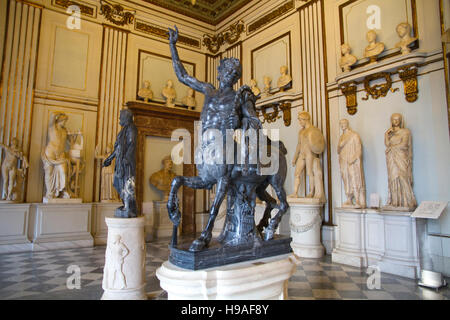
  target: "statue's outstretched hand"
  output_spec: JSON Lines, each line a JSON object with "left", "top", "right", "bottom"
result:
{"left": 103, "top": 158, "right": 111, "bottom": 167}
{"left": 168, "top": 26, "right": 179, "bottom": 45}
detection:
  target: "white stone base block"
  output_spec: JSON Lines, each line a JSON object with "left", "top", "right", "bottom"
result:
{"left": 332, "top": 208, "right": 421, "bottom": 279}
{"left": 92, "top": 203, "right": 120, "bottom": 245}
{"left": 0, "top": 203, "right": 32, "bottom": 253}
{"left": 152, "top": 201, "right": 173, "bottom": 238}
{"left": 156, "top": 254, "right": 300, "bottom": 300}
{"left": 289, "top": 202, "right": 325, "bottom": 258}
{"left": 102, "top": 216, "right": 147, "bottom": 300}
{"left": 30, "top": 203, "right": 94, "bottom": 251}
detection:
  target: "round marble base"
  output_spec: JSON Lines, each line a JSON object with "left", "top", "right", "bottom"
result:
{"left": 101, "top": 216, "right": 147, "bottom": 300}
{"left": 156, "top": 254, "right": 300, "bottom": 300}
{"left": 289, "top": 202, "right": 325, "bottom": 259}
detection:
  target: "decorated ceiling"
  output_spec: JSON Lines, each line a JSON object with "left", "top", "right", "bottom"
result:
{"left": 139, "top": 0, "right": 252, "bottom": 25}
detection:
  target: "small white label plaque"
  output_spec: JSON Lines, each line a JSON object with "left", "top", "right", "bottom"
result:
{"left": 412, "top": 201, "right": 448, "bottom": 219}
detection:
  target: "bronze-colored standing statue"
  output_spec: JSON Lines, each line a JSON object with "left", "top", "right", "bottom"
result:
{"left": 103, "top": 109, "right": 138, "bottom": 218}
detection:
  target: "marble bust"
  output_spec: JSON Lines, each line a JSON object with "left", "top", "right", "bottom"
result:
{"left": 263, "top": 76, "right": 272, "bottom": 97}
{"left": 337, "top": 119, "right": 366, "bottom": 208}
{"left": 162, "top": 79, "right": 176, "bottom": 108}
{"left": 181, "top": 88, "right": 197, "bottom": 109}
{"left": 383, "top": 113, "right": 417, "bottom": 210}
{"left": 277, "top": 65, "right": 292, "bottom": 90}
{"left": 149, "top": 155, "right": 176, "bottom": 201}
{"left": 250, "top": 79, "right": 261, "bottom": 97}
{"left": 138, "top": 80, "right": 154, "bottom": 102}
{"left": 395, "top": 22, "right": 417, "bottom": 55}
{"left": 339, "top": 43, "right": 357, "bottom": 72}
{"left": 364, "top": 30, "right": 385, "bottom": 64}
{"left": 289, "top": 111, "right": 326, "bottom": 203}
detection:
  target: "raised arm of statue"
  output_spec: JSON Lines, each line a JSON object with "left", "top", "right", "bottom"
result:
{"left": 168, "top": 26, "right": 213, "bottom": 94}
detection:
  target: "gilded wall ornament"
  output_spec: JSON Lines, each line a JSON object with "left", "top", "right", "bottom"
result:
{"left": 100, "top": 0, "right": 135, "bottom": 26}
{"left": 203, "top": 21, "right": 245, "bottom": 54}
{"left": 340, "top": 82, "right": 358, "bottom": 115}
{"left": 362, "top": 72, "right": 399, "bottom": 101}
{"left": 398, "top": 64, "right": 419, "bottom": 103}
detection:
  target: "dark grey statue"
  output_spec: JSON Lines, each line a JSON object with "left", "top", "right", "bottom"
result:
{"left": 167, "top": 26, "right": 291, "bottom": 269}
{"left": 103, "top": 109, "right": 137, "bottom": 218}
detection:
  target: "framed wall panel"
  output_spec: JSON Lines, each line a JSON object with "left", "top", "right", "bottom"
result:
{"left": 339, "top": 0, "right": 418, "bottom": 68}
{"left": 137, "top": 50, "right": 196, "bottom": 106}
{"left": 251, "top": 32, "right": 292, "bottom": 92}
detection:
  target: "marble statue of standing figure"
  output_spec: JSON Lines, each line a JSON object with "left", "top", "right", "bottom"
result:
{"left": 103, "top": 109, "right": 138, "bottom": 218}
{"left": 95, "top": 143, "right": 119, "bottom": 202}
{"left": 395, "top": 22, "right": 417, "bottom": 55}
{"left": 337, "top": 119, "right": 366, "bottom": 208}
{"left": 149, "top": 155, "right": 177, "bottom": 201}
{"left": 162, "top": 80, "right": 176, "bottom": 107}
{"left": 42, "top": 112, "right": 72, "bottom": 201}
{"left": 364, "top": 29, "right": 385, "bottom": 64}
{"left": 103, "top": 234, "right": 129, "bottom": 290}
{"left": 384, "top": 113, "right": 417, "bottom": 210}
{"left": 0, "top": 138, "right": 28, "bottom": 201}
{"left": 339, "top": 43, "right": 357, "bottom": 72}
{"left": 289, "top": 111, "right": 326, "bottom": 202}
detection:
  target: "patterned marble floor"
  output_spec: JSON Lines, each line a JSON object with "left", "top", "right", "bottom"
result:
{"left": 0, "top": 238, "right": 448, "bottom": 300}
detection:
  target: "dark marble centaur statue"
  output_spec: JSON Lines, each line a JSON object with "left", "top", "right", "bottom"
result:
{"left": 103, "top": 109, "right": 138, "bottom": 218}
{"left": 167, "top": 26, "right": 291, "bottom": 269}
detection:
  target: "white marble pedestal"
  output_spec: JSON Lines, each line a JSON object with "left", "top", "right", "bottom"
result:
{"left": 92, "top": 202, "right": 120, "bottom": 245}
{"left": 152, "top": 200, "right": 173, "bottom": 238}
{"left": 156, "top": 254, "right": 299, "bottom": 300}
{"left": 332, "top": 208, "right": 421, "bottom": 279}
{"left": 289, "top": 199, "right": 325, "bottom": 258}
{"left": 102, "top": 216, "right": 147, "bottom": 300}
{"left": 30, "top": 203, "right": 93, "bottom": 251}
{"left": 0, "top": 203, "right": 32, "bottom": 253}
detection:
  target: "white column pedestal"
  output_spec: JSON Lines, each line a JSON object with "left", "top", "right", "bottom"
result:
{"left": 156, "top": 254, "right": 299, "bottom": 300}
{"left": 92, "top": 202, "right": 120, "bottom": 245}
{"left": 101, "top": 216, "right": 147, "bottom": 300}
{"left": 289, "top": 200, "right": 325, "bottom": 258}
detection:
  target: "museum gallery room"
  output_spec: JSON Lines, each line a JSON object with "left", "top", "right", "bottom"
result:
{"left": 0, "top": 0, "right": 449, "bottom": 303}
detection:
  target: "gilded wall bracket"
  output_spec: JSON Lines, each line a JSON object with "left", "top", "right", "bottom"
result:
{"left": 397, "top": 64, "right": 419, "bottom": 103}
{"left": 340, "top": 81, "right": 358, "bottom": 115}
{"left": 256, "top": 102, "right": 292, "bottom": 126}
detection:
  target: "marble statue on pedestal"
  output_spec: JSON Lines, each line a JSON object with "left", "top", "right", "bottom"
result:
{"left": 162, "top": 80, "right": 176, "bottom": 108}
{"left": 42, "top": 112, "right": 81, "bottom": 202}
{"left": 364, "top": 30, "right": 385, "bottom": 64}
{"left": 289, "top": 111, "right": 326, "bottom": 203}
{"left": 181, "top": 88, "right": 197, "bottom": 109}
{"left": 95, "top": 143, "right": 119, "bottom": 202}
{"left": 339, "top": 43, "right": 357, "bottom": 72}
{"left": 149, "top": 155, "right": 176, "bottom": 201}
{"left": 250, "top": 79, "right": 261, "bottom": 97}
{"left": 395, "top": 22, "right": 417, "bottom": 55}
{"left": 277, "top": 65, "right": 292, "bottom": 90}
{"left": 0, "top": 138, "right": 28, "bottom": 201}
{"left": 337, "top": 119, "right": 366, "bottom": 208}
{"left": 138, "top": 80, "right": 154, "bottom": 102}
{"left": 165, "top": 26, "right": 291, "bottom": 268}
{"left": 103, "top": 109, "right": 138, "bottom": 218}
{"left": 384, "top": 113, "right": 417, "bottom": 210}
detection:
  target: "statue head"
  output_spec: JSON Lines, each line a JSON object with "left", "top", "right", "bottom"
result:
{"left": 391, "top": 113, "right": 403, "bottom": 128}
{"left": 263, "top": 76, "right": 271, "bottom": 86}
{"left": 187, "top": 88, "right": 194, "bottom": 97}
{"left": 112, "top": 234, "right": 121, "bottom": 244}
{"left": 298, "top": 111, "right": 311, "bottom": 128}
{"left": 162, "top": 155, "right": 173, "bottom": 171}
{"left": 341, "top": 43, "right": 351, "bottom": 55}
{"left": 280, "top": 65, "right": 288, "bottom": 75}
{"left": 166, "top": 80, "right": 174, "bottom": 88}
{"left": 54, "top": 113, "right": 68, "bottom": 128}
{"left": 250, "top": 79, "right": 257, "bottom": 87}
{"left": 10, "top": 137, "right": 19, "bottom": 148}
{"left": 339, "top": 119, "right": 350, "bottom": 131}
{"left": 366, "top": 30, "right": 377, "bottom": 43}
{"left": 396, "top": 22, "right": 411, "bottom": 38}
{"left": 119, "top": 109, "right": 133, "bottom": 126}
{"left": 217, "top": 58, "right": 242, "bottom": 87}
{"left": 143, "top": 80, "right": 151, "bottom": 88}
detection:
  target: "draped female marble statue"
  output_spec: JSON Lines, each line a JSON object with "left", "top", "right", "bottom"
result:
{"left": 103, "top": 109, "right": 138, "bottom": 218}
{"left": 149, "top": 155, "right": 176, "bottom": 201}
{"left": 384, "top": 113, "right": 417, "bottom": 210}
{"left": 42, "top": 113, "right": 72, "bottom": 201}
{"left": 0, "top": 138, "right": 28, "bottom": 201}
{"left": 95, "top": 143, "right": 119, "bottom": 202}
{"left": 337, "top": 119, "right": 366, "bottom": 208}
{"left": 289, "top": 111, "right": 326, "bottom": 203}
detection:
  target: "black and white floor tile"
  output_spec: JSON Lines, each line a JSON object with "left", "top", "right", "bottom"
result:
{"left": 0, "top": 238, "right": 448, "bottom": 300}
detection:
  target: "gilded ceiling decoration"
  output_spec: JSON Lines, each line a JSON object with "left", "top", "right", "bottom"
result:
{"left": 139, "top": 0, "right": 252, "bottom": 25}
